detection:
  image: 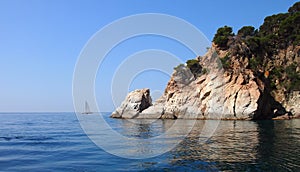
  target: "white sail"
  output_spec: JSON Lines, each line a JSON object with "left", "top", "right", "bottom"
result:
{"left": 82, "top": 101, "right": 92, "bottom": 114}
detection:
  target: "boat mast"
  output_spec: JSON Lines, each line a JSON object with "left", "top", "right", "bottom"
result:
{"left": 84, "top": 101, "right": 91, "bottom": 113}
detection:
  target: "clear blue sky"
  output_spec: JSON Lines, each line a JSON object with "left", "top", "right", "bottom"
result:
{"left": 0, "top": 0, "right": 298, "bottom": 112}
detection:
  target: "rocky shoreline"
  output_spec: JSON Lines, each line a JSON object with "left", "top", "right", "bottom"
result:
{"left": 111, "top": 2, "right": 300, "bottom": 120}
{"left": 111, "top": 47, "right": 300, "bottom": 120}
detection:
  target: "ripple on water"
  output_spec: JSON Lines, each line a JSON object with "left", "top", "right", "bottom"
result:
{"left": 0, "top": 113, "right": 299, "bottom": 171}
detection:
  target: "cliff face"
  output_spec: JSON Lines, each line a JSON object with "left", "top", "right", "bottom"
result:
{"left": 111, "top": 46, "right": 296, "bottom": 120}
{"left": 111, "top": 2, "right": 300, "bottom": 120}
{"left": 148, "top": 47, "right": 268, "bottom": 120}
{"left": 267, "top": 45, "right": 300, "bottom": 119}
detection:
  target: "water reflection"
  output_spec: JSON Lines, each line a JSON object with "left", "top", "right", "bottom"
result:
{"left": 1, "top": 113, "right": 299, "bottom": 171}
{"left": 117, "top": 119, "right": 197, "bottom": 151}
{"left": 255, "top": 120, "right": 300, "bottom": 171}
{"left": 118, "top": 119, "right": 164, "bottom": 138}
{"left": 80, "top": 114, "right": 197, "bottom": 159}
{"left": 117, "top": 119, "right": 261, "bottom": 164}
{"left": 170, "top": 120, "right": 259, "bottom": 163}
{"left": 80, "top": 114, "right": 300, "bottom": 170}
{"left": 167, "top": 119, "right": 300, "bottom": 171}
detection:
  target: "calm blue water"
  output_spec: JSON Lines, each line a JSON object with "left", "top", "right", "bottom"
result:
{"left": 0, "top": 112, "right": 299, "bottom": 171}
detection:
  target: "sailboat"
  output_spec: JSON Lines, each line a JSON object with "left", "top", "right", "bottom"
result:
{"left": 82, "top": 101, "right": 93, "bottom": 114}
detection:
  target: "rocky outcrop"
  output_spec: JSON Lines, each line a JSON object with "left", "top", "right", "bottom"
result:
{"left": 268, "top": 46, "right": 300, "bottom": 117}
{"left": 111, "top": 3, "right": 300, "bottom": 120}
{"left": 111, "top": 88, "right": 152, "bottom": 119}
{"left": 284, "top": 91, "right": 300, "bottom": 118}
{"left": 111, "top": 47, "right": 294, "bottom": 120}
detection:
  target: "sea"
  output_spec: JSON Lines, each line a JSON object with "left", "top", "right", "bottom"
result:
{"left": 0, "top": 112, "right": 299, "bottom": 172}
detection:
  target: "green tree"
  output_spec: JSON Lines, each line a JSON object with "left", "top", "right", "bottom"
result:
{"left": 278, "top": 12, "right": 300, "bottom": 46}
{"left": 237, "top": 26, "right": 256, "bottom": 38}
{"left": 259, "top": 13, "right": 289, "bottom": 37}
{"left": 219, "top": 54, "right": 230, "bottom": 69}
{"left": 288, "top": 2, "right": 300, "bottom": 13}
{"left": 186, "top": 59, "right": 202, "bottom": 77}
{"left": 213, "top": 26, "right": 234, "bottom": 49}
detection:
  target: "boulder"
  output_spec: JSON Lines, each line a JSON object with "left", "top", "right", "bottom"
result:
{"left": 111, "top": 88, "right": 152, "bottom": 119}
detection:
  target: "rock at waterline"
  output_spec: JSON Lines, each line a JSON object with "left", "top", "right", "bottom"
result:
{"left": 110, "top": 88, "right": 152, "bottom": 119}
{"left": 110, "top": 47, "right": 294, "bottom": 120}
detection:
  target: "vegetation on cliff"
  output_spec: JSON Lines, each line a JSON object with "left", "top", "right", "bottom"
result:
{"left": 113, "top": 2, "right": 300, "bottom": 120}
{"left": 212, "top": 26, "right": 234, "bottom": 50}
{"left": 175, "top": 2, "right": 300, "bottom": 116}
{"left": 211, "top": 2, "right": 300, "bottom": 99}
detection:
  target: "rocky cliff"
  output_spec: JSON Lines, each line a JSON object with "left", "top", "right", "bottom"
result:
{"left": 111, "top": 88, "right": 152, "bottom": 119}
{"left": 112, "top": 45, "right": 297, "bottom": 120}
{"left": 111, "top": 2, "right": 300, "bottom": 120}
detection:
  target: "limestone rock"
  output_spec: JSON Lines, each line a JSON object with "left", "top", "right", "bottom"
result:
{"left": 138, "top": 103, "right": 164, "bottom": 119}
{"left": 111, "top": 45, "right": 299, "bottom": 120}
{"left": 285, "top": 91, "right": 300, "bottom": 116}
{"left": 110, "top": 88, "right": 152, "bottom": 119}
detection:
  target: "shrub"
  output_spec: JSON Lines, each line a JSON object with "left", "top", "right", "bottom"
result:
{"left": 278, "top": 12, "right": 300, "bottom": 47}
{"left": 286, "top": 63, "right": 300, "bottom": 92}
{"left": 259, "top": 13, "right": 289, "bottom": 37}
{"left": 219, "top": 54, "right": 230, "bottom": 69}
{"left": 272, "top": 66, "right": 284, "bottom": 79}
{"left": 202, "top": 68, "right": 208, "bottom": 75}
{"left": 246, "top": 37, "right": 260, "bottom": 52}
{"left": 288, "top": 2, "right": 300, "bottom": 13}
{"left": 249, "top": 57, "right": 260, "bottom": 71}
{"left": 186, "top": 59, "right": 202, "bottom": 77}
{"left": 173, "top": 63, "right": 185, "bottom": 71}
{"left": 186, "top": 59, "right": 199, "bottom": 68}
{"left": 237, "top": 26, "right": 256, "bottom": 38}
{"left": 213, "top": 26, "right": 234, "bottom": 49}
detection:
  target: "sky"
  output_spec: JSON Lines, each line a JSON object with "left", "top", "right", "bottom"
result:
{"left": 0, "top": 0, "right": 298, "bottom": 112}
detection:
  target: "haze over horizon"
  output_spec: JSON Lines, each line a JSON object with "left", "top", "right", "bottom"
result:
{"left": 0, "top": 0, "right": 298, "bottom": 112}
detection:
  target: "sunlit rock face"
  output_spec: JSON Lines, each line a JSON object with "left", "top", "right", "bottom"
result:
{"left": 133, "top": 47, "right": 271, "bottom": 120}
{"left": 111, "top": 88, "right": 152, "bottom": 119}
{"left": 285, "top": 91, "right": 300, "bottom": 117}
{"left": 111, "top": 46, "right": 299, "bottom": 120}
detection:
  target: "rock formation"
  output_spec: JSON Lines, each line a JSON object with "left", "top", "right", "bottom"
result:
{"left": 111, "top": 2, "right": 300, "bottom": 120}
{"left": 111, "top": 46, "right": 295, "bottom": 120}
{"left": 284, "top": 91, "right": 300, "bottom": 118}
{"left": 111, "top": 88, "right": 152, "bottom": 119}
